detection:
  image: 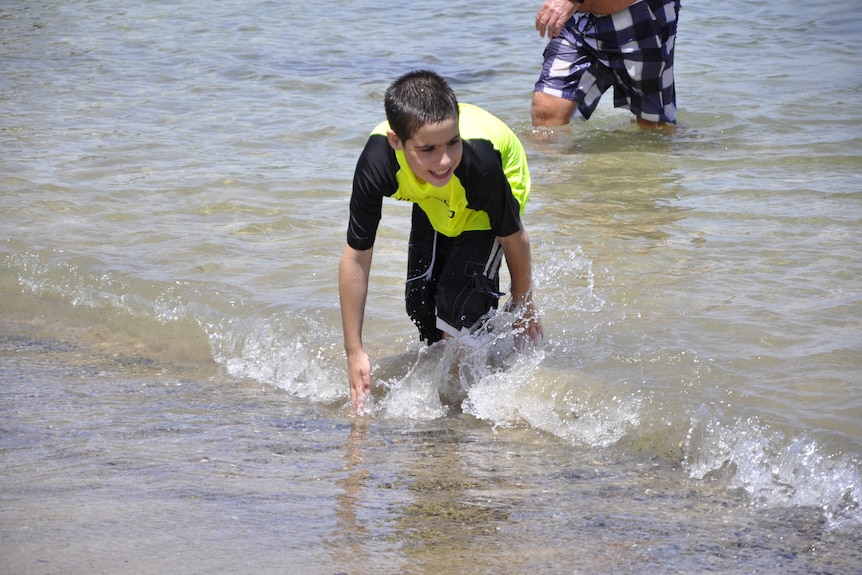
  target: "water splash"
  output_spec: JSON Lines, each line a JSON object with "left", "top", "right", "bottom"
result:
{"left": 684, "top": 405, "right": 862, "bottom": 530}
{"left": 213, "top": 310, "right": 345, "bottom": 403}
{"left": 534, "top": 244, "right": 605, "bottom": 314}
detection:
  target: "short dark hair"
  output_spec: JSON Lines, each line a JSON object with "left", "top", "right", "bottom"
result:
{"left": 384, "top": 70, "right": 459, "bottom": 143}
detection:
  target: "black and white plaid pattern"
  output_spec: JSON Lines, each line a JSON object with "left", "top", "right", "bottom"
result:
{"left": 535, "top": 0, "right": 680, "bottom": 123}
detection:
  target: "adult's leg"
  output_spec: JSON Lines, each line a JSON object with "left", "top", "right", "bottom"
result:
{"left": 606, "top": 0, "right": 680, "bottom": 128}
{"left": 532, "top": 18, "right": 602, "bottom": 127}
{"left": 635, "top": 116, "right": 676, "bottom": 131}
{"left": 531, "top": 91, "right": 578, "bottom": 127}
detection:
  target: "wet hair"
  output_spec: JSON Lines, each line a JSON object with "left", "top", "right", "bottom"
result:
{"left": 384, "top": 70, "right": 459, "bottom": 143}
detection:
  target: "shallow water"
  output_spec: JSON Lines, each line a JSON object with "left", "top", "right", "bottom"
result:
{"left": 2, "top": 0, "right": 862, "bottom": 573}
{"left": 2, "top": 321, "right": 860, "bottom": 575}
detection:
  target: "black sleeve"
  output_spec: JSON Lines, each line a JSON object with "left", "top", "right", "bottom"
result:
{"left": 346, "top": 134, "right": 399, "bottom": 250}
{"left": 458, "top": 140, "right": 523, "bottom": 237}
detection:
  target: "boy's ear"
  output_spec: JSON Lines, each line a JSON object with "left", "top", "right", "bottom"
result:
{"left": 386, "top": 130, "right": 404, "bottom": 151}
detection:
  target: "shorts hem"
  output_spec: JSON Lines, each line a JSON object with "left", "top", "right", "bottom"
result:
{"left": 436, "top": 317, "right": 468, "bottom": 339}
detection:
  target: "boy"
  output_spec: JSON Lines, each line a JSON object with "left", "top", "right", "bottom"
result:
{"left": 339, "top": 70, "right": 543, "bottom": 413}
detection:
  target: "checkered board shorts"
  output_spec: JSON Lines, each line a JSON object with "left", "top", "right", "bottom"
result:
{"left": 535, "top": 0, "right": 680, "bottom": 123}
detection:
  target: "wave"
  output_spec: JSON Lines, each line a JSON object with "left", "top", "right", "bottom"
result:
{"left": 685, "top": 406, "right": 862, "bottom": 531}
{"left": 3, "top": 246, "right": 860, "bottom": 531}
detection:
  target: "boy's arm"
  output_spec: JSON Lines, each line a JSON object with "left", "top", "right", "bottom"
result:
{"left": 498, "top": 227, "right": 543, "bottom": 346}
{"left": 339, "top": 244, "right": 374, "bottom": 412}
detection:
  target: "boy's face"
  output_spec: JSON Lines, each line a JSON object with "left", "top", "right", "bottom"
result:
{"left": 387, "top": 118, "right": 462, "bottom": 187}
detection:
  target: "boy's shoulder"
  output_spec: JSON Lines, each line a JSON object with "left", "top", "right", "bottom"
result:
{"left": 458, "top": 103, "right": 509, "bottom": 138}
{"left": 458, "top": 104, "right": 524, "bottom": 160}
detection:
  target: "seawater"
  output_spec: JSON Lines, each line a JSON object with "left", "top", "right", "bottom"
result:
{"left": 2, "top": 0, "right": 861, "bottom": 573}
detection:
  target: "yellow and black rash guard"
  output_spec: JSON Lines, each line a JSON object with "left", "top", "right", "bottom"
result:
{"left": 347, "top": 103, "right": 531, "bottom": 251}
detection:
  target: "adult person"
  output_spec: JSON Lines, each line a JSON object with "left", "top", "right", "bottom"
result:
{"left": 339, "top": 70, "right": 543, "bottom": 413}
{"left": 533, "top": 0, "right": 681, "bottom": 128}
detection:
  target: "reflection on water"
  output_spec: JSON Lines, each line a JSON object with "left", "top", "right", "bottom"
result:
{"left": 332, "top": 421, "right": 374, "bottom": 573}
{"left": 393, "top": 429, "right": 510, "bottom": 559}
{"left": 324, "top": 415, "right": 862, "bottom": 575}
{"left": 526, "top": 125, "right": 686, "bottom": 256}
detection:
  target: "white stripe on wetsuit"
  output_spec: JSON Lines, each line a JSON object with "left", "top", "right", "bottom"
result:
{"left": 484, "top": 238, "right": 503, "bottom": 280}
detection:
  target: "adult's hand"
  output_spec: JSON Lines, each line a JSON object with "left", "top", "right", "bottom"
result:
{"left": 535, "top": 0, "right": 578, "bottom": 39}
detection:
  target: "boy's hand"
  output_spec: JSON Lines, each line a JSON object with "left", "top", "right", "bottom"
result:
{"left": 513, "top": 300, "right": 544, "bottom": 350}
{"left": 347, "top": 350, "right": 372, "bottom": 413}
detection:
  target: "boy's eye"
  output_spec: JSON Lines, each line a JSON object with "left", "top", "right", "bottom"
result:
{"left": 415, "top": 138, "right": 458, "bottom": 153}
